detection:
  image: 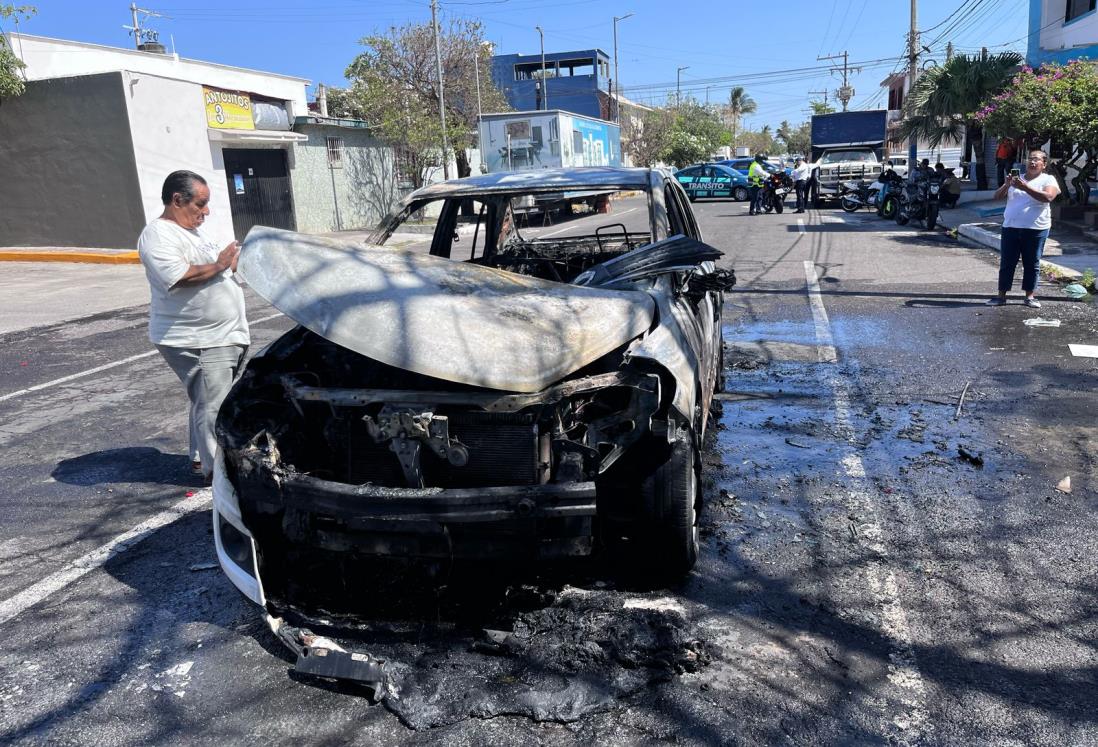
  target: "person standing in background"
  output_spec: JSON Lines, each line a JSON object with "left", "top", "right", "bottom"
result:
{"left": 986, "top": 150, "right": 1060, "bottom": 309}
{"left": 995, "top": 136, "right": 1017, "bottom": 187}
{"left": 792, "top": 157, "right": 811, "bottom": 213}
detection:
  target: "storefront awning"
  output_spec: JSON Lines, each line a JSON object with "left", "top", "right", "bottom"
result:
{"left": 207, "top": 128, "right": 308, "bottom": 144}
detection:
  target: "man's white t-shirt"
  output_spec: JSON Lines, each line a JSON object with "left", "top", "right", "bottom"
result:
{"left": 792, "top": 163, "right": 811, "bottom": 182}
{"left": 1003, "top": 173, "right": 1058, "bottom": 231}
{"left": 137, "top": 219, "right": 250, "bottom": 349}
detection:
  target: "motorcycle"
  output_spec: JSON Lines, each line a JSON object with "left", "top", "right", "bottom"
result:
{"left": 838, "top": 179, "right": 879, "bottom": 213}
{"left": 875, "top": 169, "right": 905, "bottom": 220}
{"left": 760, "top": 172, "right": 792, "bottom": 214}
{"left": 895, "top": 171, "right": 942, "bottom": 230}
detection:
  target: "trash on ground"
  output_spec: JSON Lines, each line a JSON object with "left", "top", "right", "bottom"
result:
{"left": 1062, "top": 284, "right": 1089, "bottom": 299}
{"left": 1056, "top": 476, "right": 1072, "bottom": 494}
{"left": 784, "top": 437, "right": 810, "bottom": 448}
{"left": 1023, "top": 318, "right": 1060, "bottom": 327}
{"left": 188, "top": 562, "right": 219, "bottom": 572}
{"left": 1069, "top": 344, "right": 1098, "bottom": 358}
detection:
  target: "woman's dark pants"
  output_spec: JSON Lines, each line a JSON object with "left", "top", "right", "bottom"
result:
{"left": 998, "top": 226, "right": 1049, "bottom": 294}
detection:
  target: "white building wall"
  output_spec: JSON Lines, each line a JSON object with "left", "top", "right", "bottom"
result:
{"left": 1039, "top": 4, "right": 1098, "bottom": 52}
{"left": 122, "top": 72, "right": 237, "bottom": 239}
{"left": 10, "top": 33, "right": 308, "bottom": 115}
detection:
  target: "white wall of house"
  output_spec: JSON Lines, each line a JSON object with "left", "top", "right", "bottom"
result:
{"left": 9, "top": 33, "right": 309, "bottom": 115}
{"left": 123, "top": 72, "right": 236, "bottom": 239}
{"left": 1037, "top": 3, "right": 1098, "bottom": 53}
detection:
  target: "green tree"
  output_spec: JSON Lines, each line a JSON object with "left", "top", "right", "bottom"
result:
{"left": 977, "top": 60, "right": 1098, "bottom": 205}
{"left": 777, "top": 120, "right": 811, "bottom": 155}
{"left": 897, "top": 51, "right": 1022, "bottom": 189}
{"left": 344, "top": 19, "right": 508, "bottom": 187}
{"left": 809, "top": 99, "right": 836, "bottom": 115}
{"left": 723, "top": 86, "right": 756, "bottom": 147}
{"left": 0, "top": 4, "right": 36, "bottom": 102}
{"left": 626, "top": 99, "right": 726, "bottom": 168}
{"left": 738, "top": 128, "right": 775, "bottom": 156}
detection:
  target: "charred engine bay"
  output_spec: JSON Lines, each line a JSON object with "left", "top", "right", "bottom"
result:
{"left": 217, "top": 327, "right": 681, "bottom": 613}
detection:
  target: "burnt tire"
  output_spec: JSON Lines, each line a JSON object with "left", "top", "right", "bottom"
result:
{"left": 638, "top": 433, "right": 700, "bottom": 576}
{"left": 733, "top": 186, "right": 749, "bottom": 202}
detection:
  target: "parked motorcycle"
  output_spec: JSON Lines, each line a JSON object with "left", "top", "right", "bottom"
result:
{"left": 838, "top": 179, "right": 879, "bottom": 213}
{"left": 895, "top": 171, "right": 943, "bottom": 230}
{"left": 875, "top": 169, "right": 905, "bottom": 220}
{"left": 761, "top": 172, "right": 792, "bottom": 214}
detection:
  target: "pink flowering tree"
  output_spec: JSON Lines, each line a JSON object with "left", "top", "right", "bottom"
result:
{"left": 977, "top": 60, "right": 1098, "bottom": 205}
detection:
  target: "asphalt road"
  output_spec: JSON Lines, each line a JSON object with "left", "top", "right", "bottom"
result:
{"left": 1, "top": 198, "right": 1096, "bottom": 745}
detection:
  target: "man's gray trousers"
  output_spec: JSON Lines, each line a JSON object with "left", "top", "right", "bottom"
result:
{"left": 156, "top": 344, "right": 247, "bottom": 477}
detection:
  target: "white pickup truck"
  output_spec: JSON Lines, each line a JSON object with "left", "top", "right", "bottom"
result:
{"left": 811, "top": 147, "right": 883, "bottom": 207}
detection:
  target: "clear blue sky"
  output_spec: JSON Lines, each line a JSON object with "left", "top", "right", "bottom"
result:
{"left": 11, "top": 0, "right": 1031, "bottom": 127}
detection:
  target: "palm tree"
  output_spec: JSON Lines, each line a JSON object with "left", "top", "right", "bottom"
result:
{"left": 897, "top": 51, "right": 1022, "bottom": 189}
{"left": 725, "top": 86, "right": 756, "bottom": 147}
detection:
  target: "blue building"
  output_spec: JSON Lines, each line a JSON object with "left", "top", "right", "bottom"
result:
{"left": 490, "top": 49, "right": 612, "bottom": 120}
{"left": 1027, "top": 0, "right": 1098, "bottom": 66}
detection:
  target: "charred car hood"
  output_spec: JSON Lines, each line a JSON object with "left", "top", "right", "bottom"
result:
{"left": 239, "top": 227, "right": 656, "bottom": 393}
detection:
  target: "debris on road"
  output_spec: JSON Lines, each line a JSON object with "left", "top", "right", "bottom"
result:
{"left": 1022, "top": 318, "right": 1060, "bottom": 327}
{"left": 1056, "top": 476, "right": 1072, "bottom": 494}
{"left": 1069, "top": 344, "right": 1098, "bottom": 358}
{"left": 955, "top": 382, "right": 972, "bottom": 420}
{"left": 957, "top": 445, "right": 984, "bottom": 468}
{"left": 1062, "top": 283, "right": 1089, "bottom": 299}
{"left": 188, "top": 562, "right": 218, "bottom": 572}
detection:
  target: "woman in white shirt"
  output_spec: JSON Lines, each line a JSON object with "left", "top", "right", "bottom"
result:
{"left": 986, "top": 149, "right": 1060, "bottom": 309}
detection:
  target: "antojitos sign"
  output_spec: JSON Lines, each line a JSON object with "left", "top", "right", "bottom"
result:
{"left": 203, "top": 86, "right": 255, "bottom": 130}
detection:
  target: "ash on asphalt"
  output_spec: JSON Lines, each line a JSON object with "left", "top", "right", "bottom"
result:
{"left": 275, "top": 559, "right": 708, "bottom": 730}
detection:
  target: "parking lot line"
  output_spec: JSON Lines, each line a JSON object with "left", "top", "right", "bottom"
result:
{"left": 0, "top": 490, "right": 212, "bottom": 627}
{"left": 803, "top": 260, "right": 928, "bottom": 737}
{"left": 0, "top": 312, "right": 283, "bottom": 404}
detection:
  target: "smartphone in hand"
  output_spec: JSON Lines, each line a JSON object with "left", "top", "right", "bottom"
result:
{"left": 1009, "top": 168, "right": 1020, "bottom": 178}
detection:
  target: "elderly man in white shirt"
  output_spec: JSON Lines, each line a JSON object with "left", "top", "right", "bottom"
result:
{"left": 792, "top": 157, "right": 811, "bottom": 213}
{"left": 138, "top": 170, "right": 250, "bottom": 481}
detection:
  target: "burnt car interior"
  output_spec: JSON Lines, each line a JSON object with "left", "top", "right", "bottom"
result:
{"left": 219, "top": 177, "right": 733, "bottom": 623}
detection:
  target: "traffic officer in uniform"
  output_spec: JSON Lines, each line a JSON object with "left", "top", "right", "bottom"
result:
{"left": 748, "top": 153, "right": 768, "bottom": 216}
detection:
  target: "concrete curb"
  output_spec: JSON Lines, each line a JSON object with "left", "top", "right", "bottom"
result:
{"left": 0, "top": 250, "right": 140, "bottom": 264}
{"left": 954, "top": 223, "right": 1083, "bottom": 281}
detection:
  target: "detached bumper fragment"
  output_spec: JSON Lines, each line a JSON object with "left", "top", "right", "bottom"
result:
{"left": 273, "top": 617, "right": 387, "bottom": 694}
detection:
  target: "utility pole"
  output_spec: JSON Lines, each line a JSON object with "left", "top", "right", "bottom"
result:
{"left": 808, "top": 89, "right": 830, "bottom": 110}
{"left": 431, "top": 0, "right": 450, "bottom": 179}
{"left": 818, "top": 51, "right": 859, "bottom": 111}
{"left": 612, "top": 13, "right": 634, "bottom": 123}
{"left": 946, "top": 41, "right": 954, "bottom": 61}
{"left": 907, "top": 0, "right": 918, "bottom": 169}
{"left": 536, "top": 25, "right": 547, "bottom": 110}
{"left": 125, "top": 3, "right": 166, "bottom": 50}
{"left": 473, "top": 50, "right": 482, "bottom": 120}
{"left": 676, "top": 66, "right": 689, "bottom": 105}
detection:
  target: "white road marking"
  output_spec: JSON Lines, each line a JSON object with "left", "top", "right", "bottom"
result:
{"left": 803, "top": 260, "right": 928, "bottom": 741}
{"left": 0, "top": 311, "right": 283, "bottom": 404}
{"left": 797, "top": 218, "right": 806, "bottom": 234}
{"left": 535, "top": 207, "right": 639, "bottom": 238}
{"left": 0, "top": 490, "right": 212, "bottom": 627}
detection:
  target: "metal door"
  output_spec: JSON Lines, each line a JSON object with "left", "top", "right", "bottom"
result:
{"left": 223, "top": 148, "right": 296, "bottom": 238}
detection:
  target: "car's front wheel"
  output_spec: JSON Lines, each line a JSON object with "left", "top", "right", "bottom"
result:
{"left": 639, "top": 432, "right": 699, "bottom": 576}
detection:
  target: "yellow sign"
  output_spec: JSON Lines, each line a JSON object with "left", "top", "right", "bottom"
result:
{"left": 203, "top": 87, "right": 254, "bottom": 130}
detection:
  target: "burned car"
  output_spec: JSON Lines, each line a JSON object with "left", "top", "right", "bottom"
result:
{"left": 212, "top": 168, "right": 733, "bottom": 672}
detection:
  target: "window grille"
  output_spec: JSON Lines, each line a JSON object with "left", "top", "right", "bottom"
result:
{"left": 326, "top": 136, "right": 344, "bottom": 167}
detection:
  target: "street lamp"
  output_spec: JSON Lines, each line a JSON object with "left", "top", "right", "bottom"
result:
{"left": 535, "top": 25, "right": 547, "bottom": 110}
{"left": 612, "top": 12, "right": 634, "bottom": 123}
{"left": 676, "top": 65, "right": 689, "bottom": 105}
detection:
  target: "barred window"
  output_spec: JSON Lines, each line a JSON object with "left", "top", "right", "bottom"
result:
{"left": 326, "top": 136, "right": 344, "bottom": 167}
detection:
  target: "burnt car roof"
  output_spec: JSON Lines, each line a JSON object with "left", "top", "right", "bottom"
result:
{"left": 410, "top": 167, "right": 660, "bottom": 199}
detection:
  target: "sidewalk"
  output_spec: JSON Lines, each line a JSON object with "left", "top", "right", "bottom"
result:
{"left": 938, "top": 192, "right": 1098, "bottom": 279}
{"left": 0, "top": 246, "right": 140, "bottom": 264}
